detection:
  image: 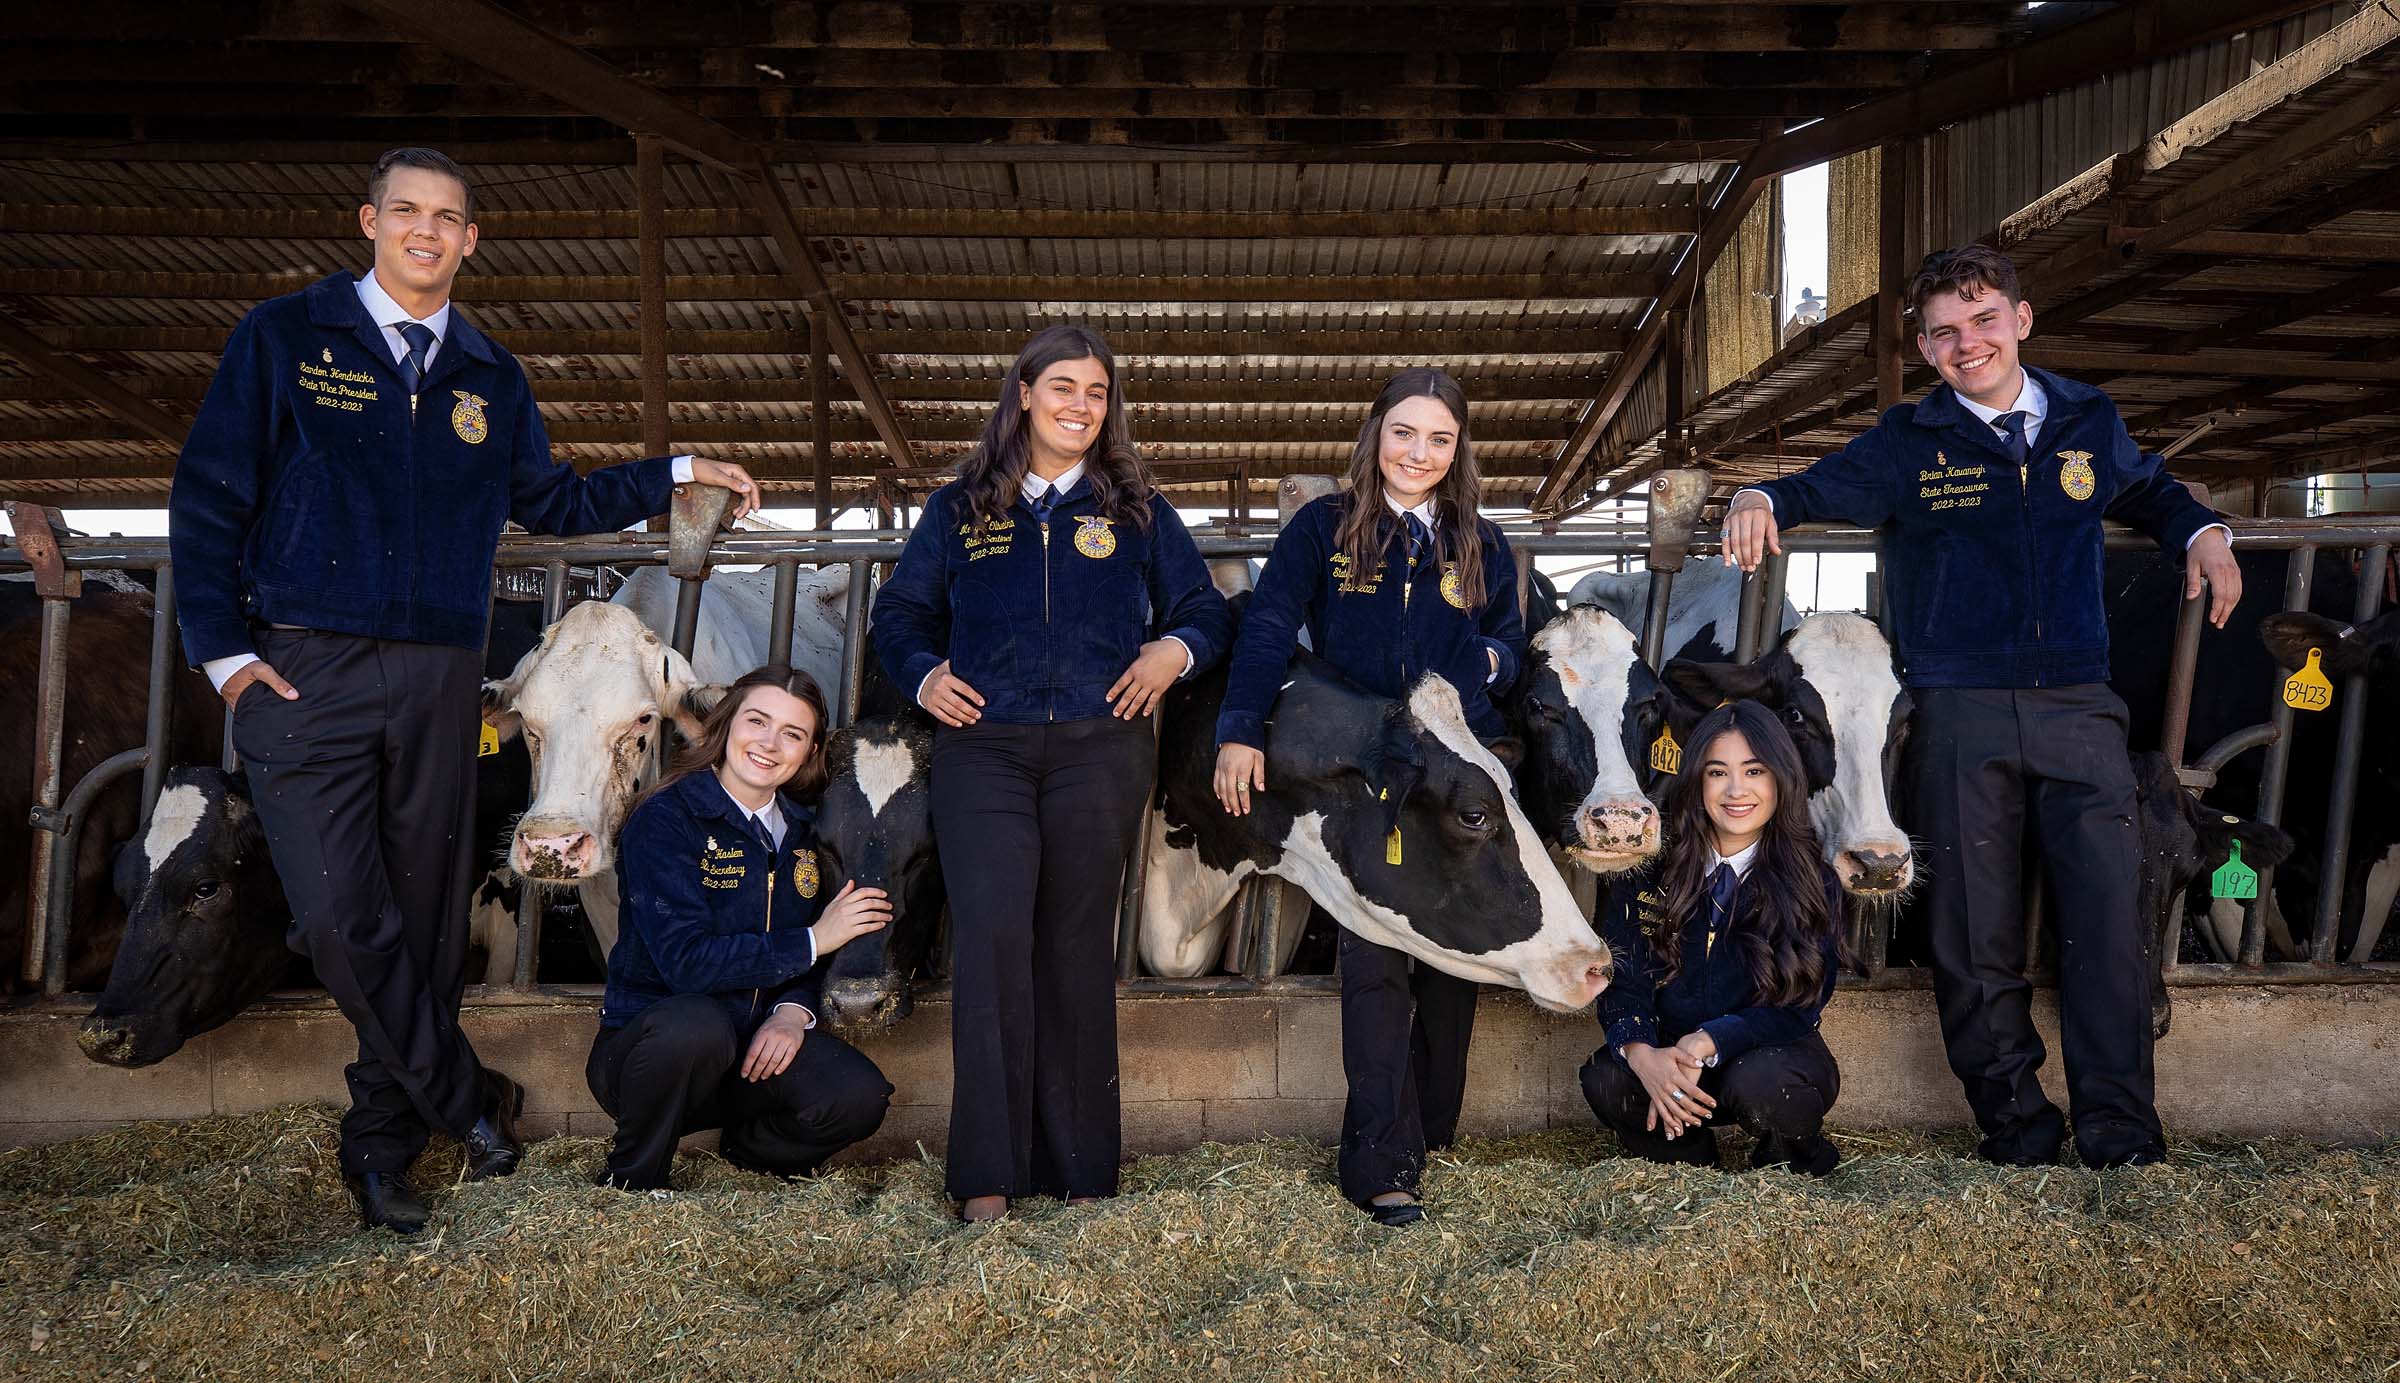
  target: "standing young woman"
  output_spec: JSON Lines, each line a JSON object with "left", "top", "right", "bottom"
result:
{"left": 1211, "top": 367, "right": 1527, "bottom": 1227}
{"left": 873, "top": 324, "right": 1232, "bottom": 1222}
{"left": 1579, "top": 700, "right": 1848, "bottom": 1176}
{"left": 587, "top": 665, "right": 897, "bottom": 1191}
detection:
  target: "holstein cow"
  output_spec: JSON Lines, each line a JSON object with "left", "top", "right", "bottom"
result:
{"left": 1660, "top": 613, "right": 1916, "bottom": 897}
{"left": 2107, "top": 549, "right": 2400, "bottom": 962}
{"left": 808, "top": 710, "right": 946, "bottom": 1032}
{"left": 1145, "top": 654, "right": 1613, "bottom": 1011}
{"left": 2126, "top": 750, "right": 2296, "bottom": 1037}
{"left": 485, "top": 563, "right": 855, "bottom": 957}
{"left": 1506, "top": 604, "right": 1674, "bottom": 876}
{"left": 1566, "top": 558, "right": 1799, "bottom": 664}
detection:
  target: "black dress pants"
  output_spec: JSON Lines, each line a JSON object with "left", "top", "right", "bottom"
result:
{"left": 585, "top": 994, "right": 893, "bottom": 1189}
{"left": 1580, "top": 1033, "right": 1841, "bottom": 1173}
{"left": 1337, "top": 928, "right": 1479, "bottom": 1206}
{"left": 232, "top": 628, "right": 489, "bottom": 1175}
{"left": 931, "top": 715, "right": 1154, "bottom": 1201}
{"left": 1909, "top": 685, "right": 2162, "bottom": 1167}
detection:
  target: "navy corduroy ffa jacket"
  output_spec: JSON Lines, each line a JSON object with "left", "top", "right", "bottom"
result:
{"left": 871, "top": 476, "right": 1233, "bottom": 724}
{"left": 1596, "top": 863, "right": 1844, "bottom": 1066}
{"left": 1747, "top": 367, "right": 2221, "bottom": 689}
{"left": 169, "top": 272, "right": 676, "bottom": 665}
{"left": 1216, "top": 494, "right": 1526, "bottom": 750}
{"left": 602, "top": 772, "right": 832, "bottom": 1033}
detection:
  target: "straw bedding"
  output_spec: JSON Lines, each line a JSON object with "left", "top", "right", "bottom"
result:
{"left": 1, "top": 1106, "right": 2394, "bottom": 1382}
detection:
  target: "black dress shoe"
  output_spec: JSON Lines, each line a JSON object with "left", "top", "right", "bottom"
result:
{"left": 1366, "top": 1197, "right": 1426, "bottom": 1228}
{"left": 1754, "top": 1133, "right": 1842, "bottom": 1178}
{"left": 345, "top": 1171, "right": 430, "bottom": 1235}
{"left": 462, "top": 1069, "right": 526, "bottom": 1182}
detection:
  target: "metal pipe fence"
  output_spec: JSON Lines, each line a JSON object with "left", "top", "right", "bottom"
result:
{"left": 6, "top": 515, "right": 2400, "bottom": 1006}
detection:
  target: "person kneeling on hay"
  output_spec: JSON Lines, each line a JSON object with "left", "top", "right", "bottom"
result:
{"left": 1580, "top": 701, "right": 1848, "bottom": 1177}
{"left": 587, "top": 666, "right": 895, "bottom": 1190}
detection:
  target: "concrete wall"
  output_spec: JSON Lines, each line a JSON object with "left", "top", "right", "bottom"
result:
{"left": 4, "top": 984, "right": 2397, "bottom": 1153}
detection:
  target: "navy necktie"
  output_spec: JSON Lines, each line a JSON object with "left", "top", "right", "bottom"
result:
{"left": 750, "top": 813, "right": 775, "bottom": 853}
{"left": 1996, "top": 410, "right": 2032, "bottom": 468}
{"left": 1029, "top": 485, "right": 1059, "bottom": 524}
{"left": 1403, "top": 512, "right": 1432, "bottom": 564}
{"left": 1707, "top": 862, "right": 1738, "bottom": 923}
{"left": 396, "top": 321, "right": 436, "bottom": 395}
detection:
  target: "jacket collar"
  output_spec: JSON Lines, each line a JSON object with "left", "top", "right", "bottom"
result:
{"left": 668, "top": 769, "right": 807, "bottom": 832}
{"left": 303, "top": 271, "right": 499, "bottom": 387}
{"left": 1911, "top": 364, "right": 2098, "bottom": 436}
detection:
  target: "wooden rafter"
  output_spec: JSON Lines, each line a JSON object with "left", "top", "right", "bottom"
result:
{"left": 0, "top": 310, "right": 189, "bottom": 449}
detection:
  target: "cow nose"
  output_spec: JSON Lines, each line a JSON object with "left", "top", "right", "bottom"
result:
{"left": 1838, "top": 847, "right": 1913, "bottom": 893}
{"left": 516, "top": 829, "right": 596, "bottom": 880}
{"left": 76, "top": 1018, "right": 139, "bottom": 1067}
{"left": 1582, "top": 802, "right": 1658, "bottom": 850}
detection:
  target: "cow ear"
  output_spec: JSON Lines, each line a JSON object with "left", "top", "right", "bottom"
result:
{"left": 1360, "top": 709, "right": 1426, "bottom": 834}
{"left": 646, "top": 646, "right": 714, "bottom": 740}
{"left": 1483, "top": 736, "right": 1524, "bottom": 769}
{"left": 2258, "top": 611, "right": 2359, "bottom": 676}
{"left": 1663, "top": 656, "right": 1773, "bottom": 711}
{"left": 479, "top": 679, "right": 522, "bottom": 742}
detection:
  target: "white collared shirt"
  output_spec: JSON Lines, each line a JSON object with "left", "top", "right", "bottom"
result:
{"left": 1711, "top": 839, "right": 1761, "bottom": 883}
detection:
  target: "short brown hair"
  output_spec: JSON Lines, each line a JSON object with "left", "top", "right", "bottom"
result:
{"left": 368, "top": 147, "right": 476, "bottom": 221}
{"left": 1906, "top": 245, "right": 2021, "bottom": 322}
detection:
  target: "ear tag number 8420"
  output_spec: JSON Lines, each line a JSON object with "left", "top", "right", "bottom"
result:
{"left": 1649, "top": 727, "right": 1682, "bottom": 775}
{"left": 2282, "top": 648, "right": 2333, "bottom": 712}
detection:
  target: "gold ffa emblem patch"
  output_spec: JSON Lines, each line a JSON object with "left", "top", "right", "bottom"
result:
{"left": 1073, "top": 516, "right": 1116, "bottom": 559}
{"left": 1440, "top": 563, "right": 1469, "bottom": 610}
{"left": 451, "top": 390, "right": 489, "bottom": 444}
{"left": 2058, "top": 451, "right": 2096, "bottom": 501}
{"left": 321, "top": 347, "right": 334, "bottom": 364}
{"left": 792, "top": 849, "right": 821, "bottom": 899}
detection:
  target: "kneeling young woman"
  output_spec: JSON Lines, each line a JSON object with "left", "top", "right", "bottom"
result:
{"left": 1581, "top": 699, "right": 1848, "bottom": 1176}
{"left": 588, "top": 665, "right": 896, "bottom": 1190}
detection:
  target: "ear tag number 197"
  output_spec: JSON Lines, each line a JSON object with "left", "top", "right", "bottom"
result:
{"left": 2283, "top": 648, "right": 2333, "bottom": 712}
{"left": 2211, "top": 840, "right": 2258, "bottom": 901}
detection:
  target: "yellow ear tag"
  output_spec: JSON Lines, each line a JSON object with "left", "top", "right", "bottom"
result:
{"left": 478, "top": 722, "right": 501, "bottom": 757}
{"left": 1380, "top": 785, "right": 1402, "bottom": 865}
{"left": 1649, "top": 726, "right": 1682, "bottom": 775}
{"left": 2282, "top": 648, "right": 2333, "bottom": 712}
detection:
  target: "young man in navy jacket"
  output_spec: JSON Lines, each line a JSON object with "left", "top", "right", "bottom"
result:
{"left": 168, "top": 148, "right": 759, "bottom": 1232}
{"left": 1723, "top": 246, "right": 2241, "bottom": 1169}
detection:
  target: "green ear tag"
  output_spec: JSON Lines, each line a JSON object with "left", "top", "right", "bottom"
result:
{"left": 2211, "top": 841, "right": 2259, "bottom": 901}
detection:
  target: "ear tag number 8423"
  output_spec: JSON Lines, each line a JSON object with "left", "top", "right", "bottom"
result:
{"left": 2282, "top": 648, "right": 2333, "bottom": 712}
{"left": 2211, "top": 840, "right": 2259, "bottom": 901}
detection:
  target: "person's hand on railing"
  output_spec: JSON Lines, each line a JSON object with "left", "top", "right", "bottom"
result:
{"left": 1721, "top": 491, "right": 1781, "bottom": 573}
{"left": 2186, "top": 528, "right": 2242, "bottom": 628}
{"left": 686, "top": 457, "right": 761, "bottom": 521}
{"left": 220, "top": 660, "right": 298, "bottom": 712}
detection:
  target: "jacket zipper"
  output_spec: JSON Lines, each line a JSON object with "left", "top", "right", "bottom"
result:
{"left": 751, "top": 847, "right": 776, "bottom": 1021}
{"left": 1040, "top": 513, "right": 1054, "bottom": 721}
{"left": 1400, "top": 532, "right": 1415, "bottom": 685}
{"left": 2018, "top": 455, "right": 2044, "bottom": 681}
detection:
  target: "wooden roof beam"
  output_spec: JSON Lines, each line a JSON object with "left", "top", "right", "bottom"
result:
{"left": 0, "top": 311, "right": 189, "bottom": 449}
{"left": 2137, "top": 230, "right": 2400, "bottom": 263}
{"left": 2151, "top": 265, "right": 2400, "bottom": 358}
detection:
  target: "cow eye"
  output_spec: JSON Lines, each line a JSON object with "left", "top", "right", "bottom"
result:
{"left": 1786, "top": 706, "right": 1808, "bottom": 726}
{"left": 190, "top": 881, "right": 219, "bottom": 902}
{"left": 1457, "top": 809, "right": 1493, "bottom": 832}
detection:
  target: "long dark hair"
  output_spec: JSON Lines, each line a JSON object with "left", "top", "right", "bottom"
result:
{"left": 955, "top": 324, "right": 1155, "bottom": 532}
{"left": 622, "top": 665, "right": 831, "bottom": 834}
{"left": 1644, "top": 700, "right": 1843, "bottom": 1006}
{"left": 1334, "top": 367, "right": 1488, "bottom": 606}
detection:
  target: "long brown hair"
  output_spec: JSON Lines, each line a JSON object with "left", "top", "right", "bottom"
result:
{"left": 622, "top": 665, "right": 831, "bottom": 835}
{"left": 1334, "top": 367, "right": 1488, "bottom": 605}
{"left": 955, "top": 324, "right": 1155, "bottom": 532}
{"left": 1643, "top": 700, "right": 1844, "bottom": 1006}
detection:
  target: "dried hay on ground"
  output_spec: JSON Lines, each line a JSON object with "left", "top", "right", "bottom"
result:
{"left": 1, "top": 1106, "right": 2395, "bottom": 1382}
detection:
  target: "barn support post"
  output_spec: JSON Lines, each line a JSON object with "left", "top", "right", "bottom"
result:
{"left": 2247, "top": 543, "right": 2316, "bottom": 966}
{"left": 836, "top": 558, "right": 871, "bottom": 728}
{"left": 2309, "top": 541, "right": 2390, "bottom": 964}
{"left": 767, "top": 557, "right": 798, "bottom": 662}
{"left": 542, "top": 559, "right": 568, "bottom": 624}
{"left": 636, "top": 134, "right": 670, "bottom": 463}
{"left": 810, "top": 311, "right": 834, "bottom": 534}
{"left": 2159, "top": 582, "right": 2210, "bottom": 769}
{"left": 23, "top": 599, "right": 71, "bottom": 987}
{"left": 140, "top": 564, "right": 177, "bottom": 822}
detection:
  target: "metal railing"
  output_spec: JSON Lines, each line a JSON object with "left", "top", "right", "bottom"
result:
{"left": 6, "top": 513, "right": 2398, "bottom": 1007}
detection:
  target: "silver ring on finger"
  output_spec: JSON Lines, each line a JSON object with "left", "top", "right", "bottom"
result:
{"left": 1670, "top": 1090, "right": 1686, "bottom": 1101}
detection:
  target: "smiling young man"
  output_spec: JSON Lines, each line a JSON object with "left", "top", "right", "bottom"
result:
{"left": 1720, "top": 246, "right": 2241, "bottom": 1170}
{"left": 169, "top": 147, "right": 760, "bottom": 1232}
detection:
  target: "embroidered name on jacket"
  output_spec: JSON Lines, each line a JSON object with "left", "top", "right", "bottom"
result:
{"left": 295, "top": 360, "right": 379, "bottom": 413}
{"left": 700, "top": 838, "right": 748, "bottom": 890}
{"left": 1330, "top": 550, "right": 1381, "bottom": 595}
{"left": 1916, "top": 451, "right": 1991, "bottom": 511}
{"left": 960, "top": 514, "right": 1015, "bottom": 561}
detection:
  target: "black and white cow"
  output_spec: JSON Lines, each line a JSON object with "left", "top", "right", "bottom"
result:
{"left": 1661, "top": 613, "right": 1916, "bottom": 897}
{"left": 809, "top": 711, "right": 946, "bottom": 1033}
{"left": 1145, "top": 654, "right": 1612, "bottom": 1011}
{"left": 2128, "top": 750, "right": 2297, "bottom": 1037}
{"left": 1566, "top": 558, "right": 1800, "bottom": 664}
{"left": 1507, "top": 604, "right": 1674, "bottom": 876}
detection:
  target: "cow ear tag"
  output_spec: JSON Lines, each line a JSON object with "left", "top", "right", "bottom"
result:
{"left": 478, "top": 722, "right": 501, "bottom": 758}
{"left": 1648, "top": 726, "right": 1682, "bottom": 775}
{"left": 2282, "top": 649, "right": 2333, "bottom": 712}
{"left": 1381, "top": 786, "right": 1402, "bottom": 865}
{"left": 2211, "top": 841, "right": 2259, "bottom": 901}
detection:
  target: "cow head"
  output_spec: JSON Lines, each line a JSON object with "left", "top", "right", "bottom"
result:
{"left": 1664, "top": 613, "right": 1914, "bottom": 897}
{"left": 2128, "top": 751, "right": 2297, "bottom": 1038}
{"left": 2260, "top": 608, "right": 2400, "bottom": 679}
{"left": 482, "top": 602, "right": 718, "bottom": 885}
{"left": 79, "top": 769, "right": 293, "bottom": 1067}
{"left": 1509, "top": 605, "right": 1671, "bottom": 874}
{"left": 811, "top": 712, "right": 944, "bottom": 1033}
{"left": 1180, "top": 657, "right": 1611, "bottom": 1012}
